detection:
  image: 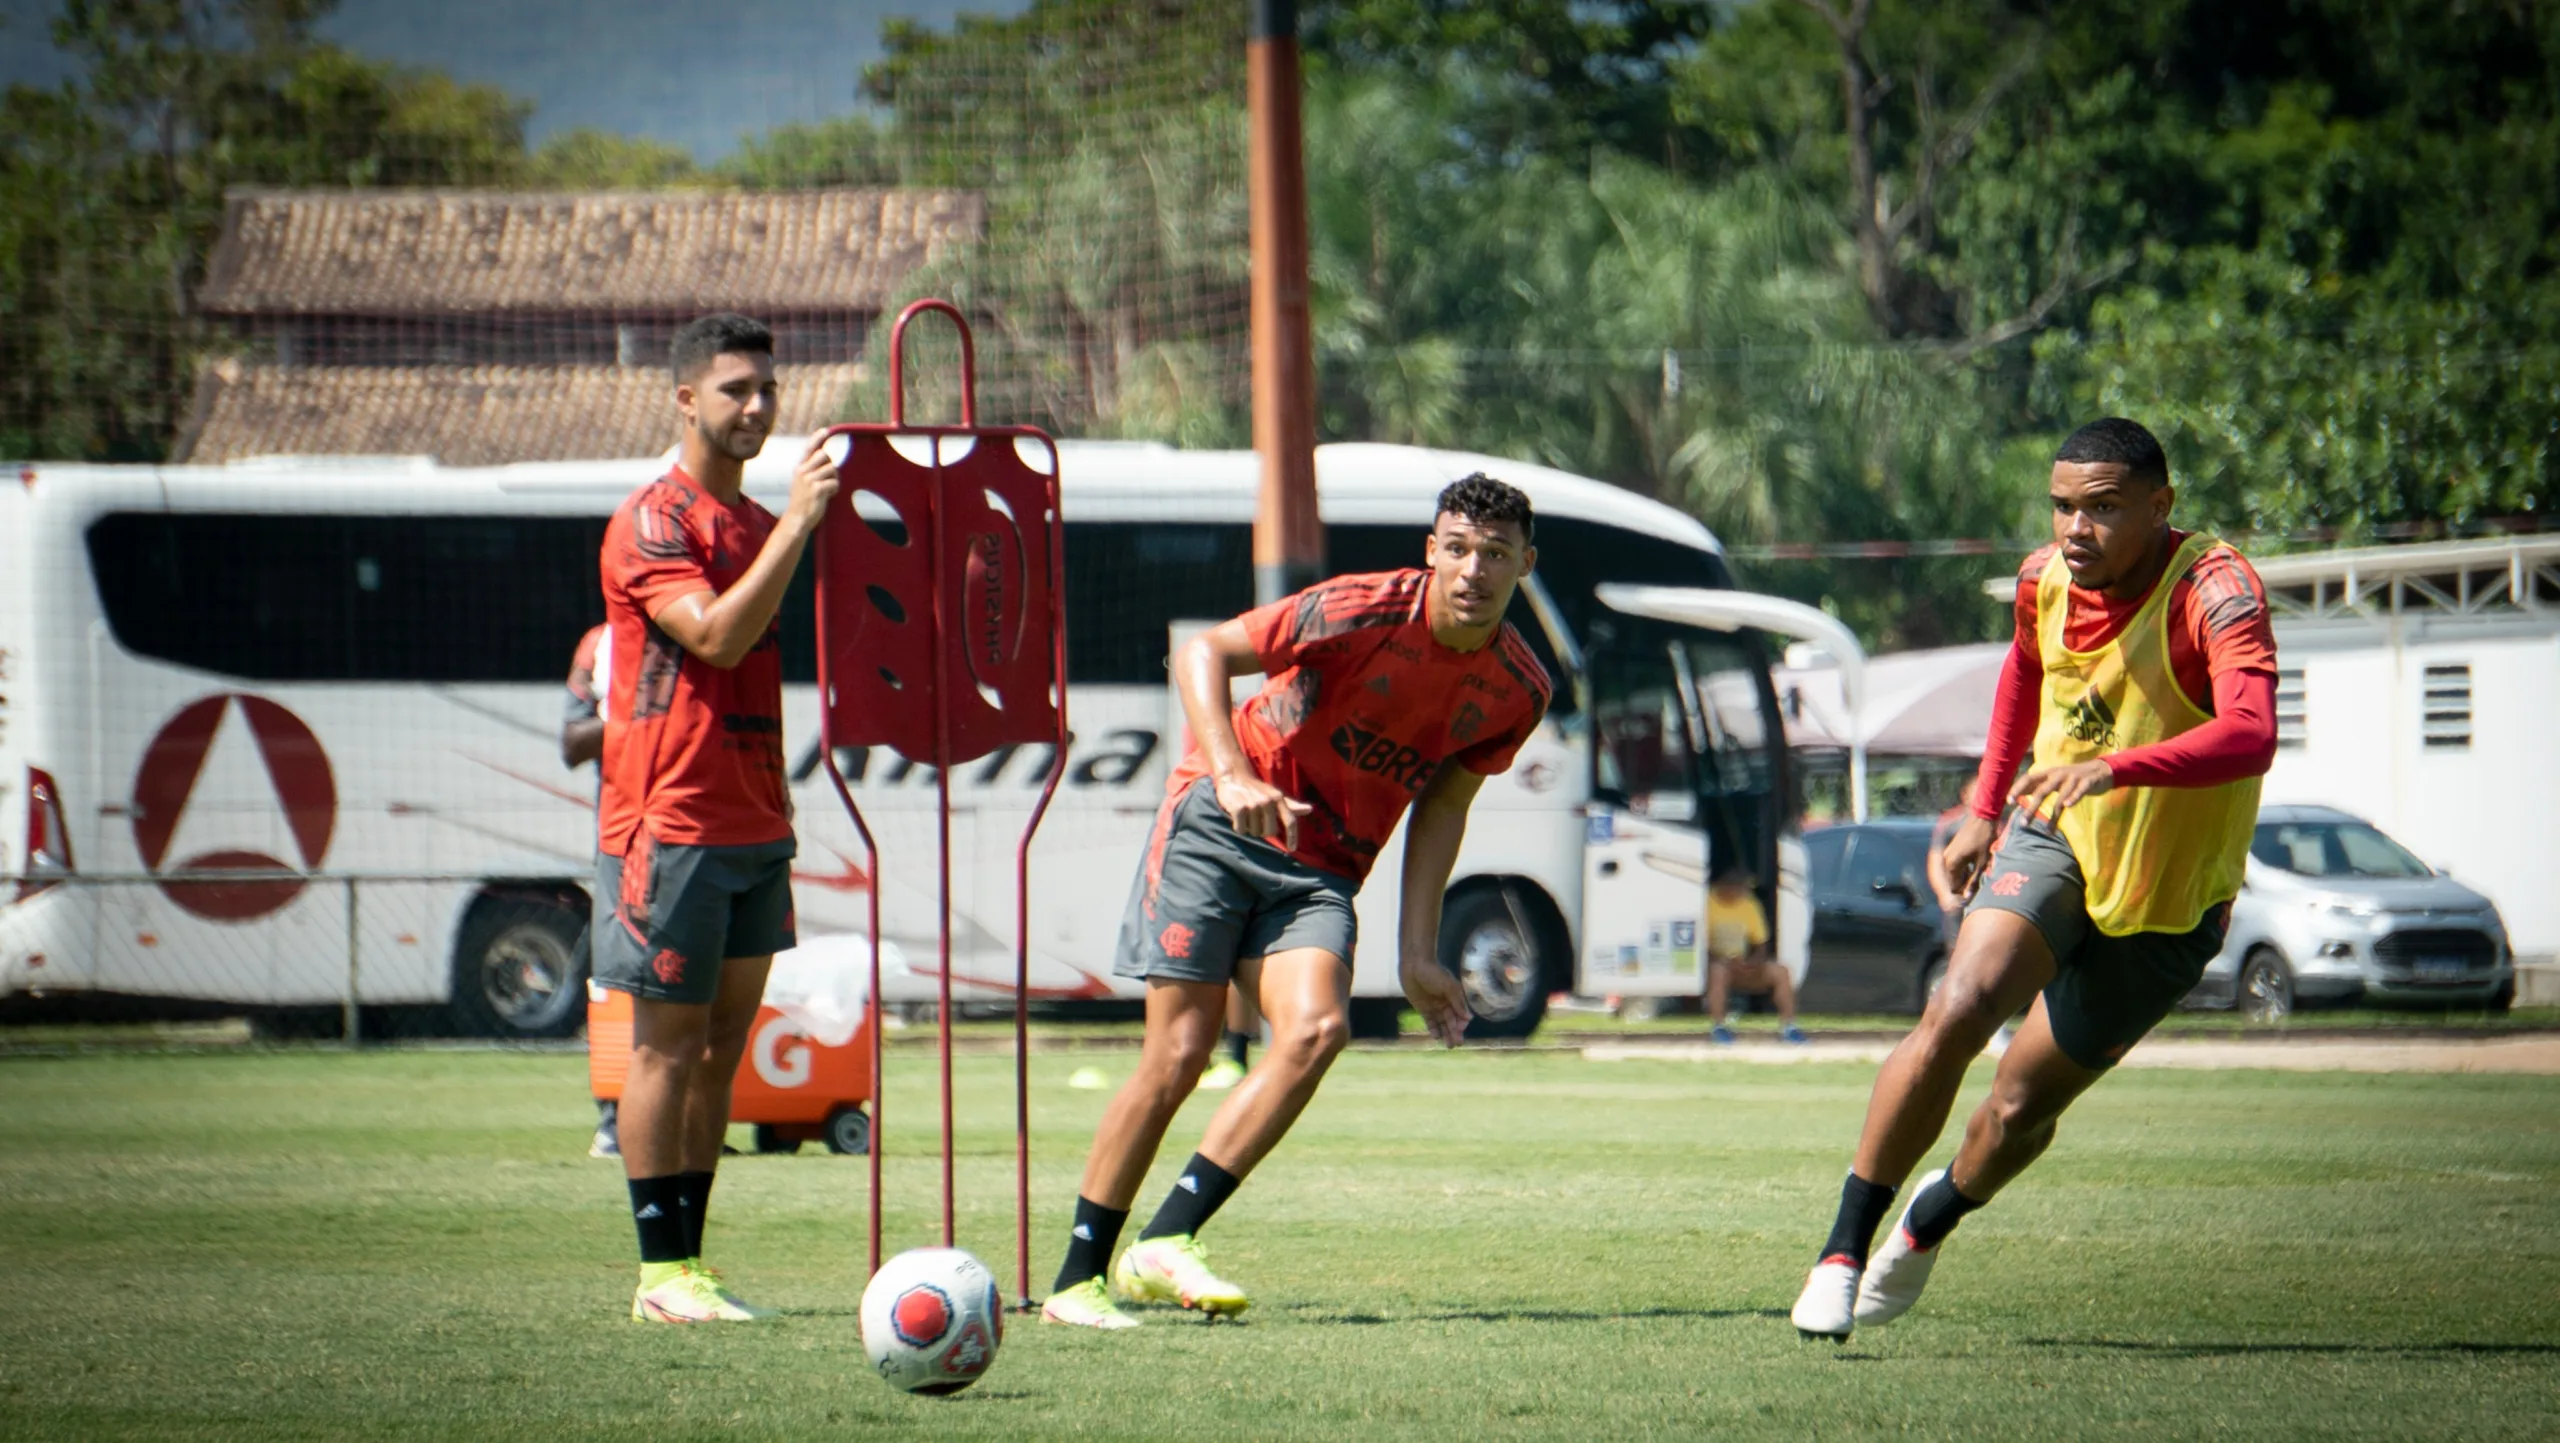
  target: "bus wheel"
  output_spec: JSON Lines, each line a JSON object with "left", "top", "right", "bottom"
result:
{"left": 1442, "top": 884, "right": 1551, "bottom": 1040}
{"left": 449, "top": 892, "right": 588, "bottom": 1039}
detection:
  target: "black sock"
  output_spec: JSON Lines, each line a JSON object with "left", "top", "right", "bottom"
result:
{"left": 1223, "top": 1029, "right": 1251, "bottom": 1069}
{"left": 1138, "top": 1153, "right": 1242, "bottom": 1241}
{"left": 1903, "top": 1173, "right": 1984, "bottom": 1250}
{"left": 676, "top": 1170, "right": 714, "bottom": 1258}
{"left": 1053, "top": 1196, "right": 1131, "bottom": 1292}
{"left": 628, "top": 1176, "right": 689, "bottom": 1265}
{"left": 1818, "top": 1172, "right": 1899, "bottom": 1267}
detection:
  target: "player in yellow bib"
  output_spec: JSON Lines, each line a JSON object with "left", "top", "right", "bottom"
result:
{"left": 1791, "top": 419, "right": 2280, "bottom": 1340}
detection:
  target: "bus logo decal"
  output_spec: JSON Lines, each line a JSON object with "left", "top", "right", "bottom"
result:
{"left": 132, "top": 694, "right": 336, "bottom": 922}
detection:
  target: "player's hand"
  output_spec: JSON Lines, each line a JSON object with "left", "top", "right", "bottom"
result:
{"left": 1400, "top": 957, "right": 1471, "bottom": 1047}
{"left": 2008, "top": 759, "right": 2115, "bottom": 824}
{"left": 787, "top": 434, "right": 842, "bottom": 529}
{"left": 1940, "top": 813, "right": 1997, "bottom": 901}
{"left": 1214, "top": 772, "right": 1314, "bottom": 851}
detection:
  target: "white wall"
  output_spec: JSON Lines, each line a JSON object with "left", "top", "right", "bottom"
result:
{"left": 2263, "top": 616, "right": 2560, "bottom": 960}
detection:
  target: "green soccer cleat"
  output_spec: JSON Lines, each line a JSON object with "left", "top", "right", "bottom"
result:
{"left": 1197, "top": 1058, "right": 1246, "bottom": 1091}
{"left": 1040, "top": 1276, "right": 1141, "bottom": 1330}
{"left": 1114, "top": 1234, "right": 1251, "bottom": 1318}
{"left": 630, "top": 1263, "right": 756, "bottom": 1323}
{"left": 688, "top": 1261, "right": 771, "bottom": 1319}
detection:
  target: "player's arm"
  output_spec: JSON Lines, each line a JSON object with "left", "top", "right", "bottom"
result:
{"left": 1174, "top": 617, "right": 1312, "bottom": 846}
{"left": 562, "top": 717, "right": 603, "bottom": 769}
{"left": 648, "top": 439, "right": 840, "bottom": 669}
{"left": 1396, "top": 762, "right": 1483, "bottom": 1047}
{"left": 1943, "top": 588, "right": 2041, "bottom": 897}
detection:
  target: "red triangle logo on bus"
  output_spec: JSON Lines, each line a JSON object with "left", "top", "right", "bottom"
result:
{"left": 131, "top": 693, "right": 336, "bottom": 921}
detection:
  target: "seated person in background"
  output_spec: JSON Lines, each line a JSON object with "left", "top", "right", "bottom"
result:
{"left": 1706, "top": 866, "right": 1806, "bottom": 1045}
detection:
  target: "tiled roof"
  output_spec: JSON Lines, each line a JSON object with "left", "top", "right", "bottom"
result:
{"left": 171, "top": 360, "right": 864, "bottom": 466}
{"left": 197, "top": 188, "right": 984, "bottom": 315}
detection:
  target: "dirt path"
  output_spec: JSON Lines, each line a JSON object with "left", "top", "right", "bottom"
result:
{"left": 1582, "top": 1035, "right": 2560, "bottom": 1074}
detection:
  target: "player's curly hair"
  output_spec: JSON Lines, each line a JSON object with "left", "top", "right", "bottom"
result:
{"left": 2055, "top": 417, "right": 2170, "bottom": 488}
{"left": 670, "top": 312, "right": 774, "bottom": 384}
{"left": 1436, "top": 473, "right": 1535, "bottom": 542}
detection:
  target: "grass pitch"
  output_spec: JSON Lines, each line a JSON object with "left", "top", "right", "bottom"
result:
{"left": 3, "top": 1044, "right": 2556, "bottom": 1440}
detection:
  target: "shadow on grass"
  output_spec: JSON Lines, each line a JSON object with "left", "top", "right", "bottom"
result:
{"left": 2026, "top": 1338, "right": 2560, "bottom": 1358}
{"left": 1290, "top": 1305, "right": 1784, "bottom": 1326}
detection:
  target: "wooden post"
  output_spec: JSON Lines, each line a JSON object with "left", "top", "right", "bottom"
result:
{"left": 1249, "top": 0, "right": 1321, "bottom": 605}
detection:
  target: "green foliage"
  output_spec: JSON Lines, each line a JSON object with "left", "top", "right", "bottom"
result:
{"left": 524, "top": 128, "right": 698, "bottom": 188}
{"left": 715, "top": 115, "right": 898, "bottom": 190}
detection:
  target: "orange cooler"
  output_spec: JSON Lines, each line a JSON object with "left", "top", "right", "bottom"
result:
{"left": 587, "top": 984, "right": 876, "bottom": 1155}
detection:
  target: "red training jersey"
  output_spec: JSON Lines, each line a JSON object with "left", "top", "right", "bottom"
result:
{"left": 596, "top": 467, "right": 791, "bottom": 855}
{"left": 1166, "top": 570, "right": 1553, "bottom": 883}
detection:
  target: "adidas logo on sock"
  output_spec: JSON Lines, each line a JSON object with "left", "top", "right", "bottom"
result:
{"left": 1177, "top": 1175, "right": 1199, "bottom": 1193}
{"left": 1072, "top": 1224, "right": 1093, "bottom": 1240}
{"left": 635, "top": 1203, "right": 664, "bottom": 1219}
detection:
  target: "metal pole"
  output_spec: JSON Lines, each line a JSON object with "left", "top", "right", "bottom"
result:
{"left": 341, "top": 877, "right": 359, "bottom": 1048}
{"left": 1249, "top": 0, "right": 1321, "bottom": 606}
{"left": 930, "top": 439, "right": 958, "bottom": 1250}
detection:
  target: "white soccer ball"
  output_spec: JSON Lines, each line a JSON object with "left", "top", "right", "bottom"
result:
{"left": 858, "top": 1247, "right": 1004, "bottom": 1396}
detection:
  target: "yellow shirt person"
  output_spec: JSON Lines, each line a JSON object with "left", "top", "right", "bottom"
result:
{"left": 1705, "top": 870, "right": 1801, "bottom": 1045}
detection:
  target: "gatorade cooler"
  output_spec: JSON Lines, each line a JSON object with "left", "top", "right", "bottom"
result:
{"left": 587, "top": 982, "right": 876, "bottom": 1156}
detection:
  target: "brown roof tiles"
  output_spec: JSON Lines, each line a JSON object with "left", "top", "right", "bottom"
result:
{"left": 172, "top": 359, "right": 864, "bottom": 466}
{"left": 197, "top": 189, "right": 984, "bottom": 316}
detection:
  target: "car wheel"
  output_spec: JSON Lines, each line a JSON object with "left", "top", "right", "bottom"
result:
{"left": 2490, "top": 977, "right": 2515, "bottom": 1014}
{"left": 1440, "top": 884, "right": 1551, "bottom": 1040}
{"left": 1917, "top": 953, "right": 1949, "bottom": 1013}
{"left": 824, "top": 1106, "right": 871, "bottom": 1156}
{"left": 2238, "top": 946, "right": 2294, "bottom": 1025}
{"left": 447, "top": 892, "right": 589, "bottom": 1039}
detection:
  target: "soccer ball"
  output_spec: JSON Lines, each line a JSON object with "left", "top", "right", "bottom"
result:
{"left": 859, "top": 1247, "right": 1004, "bottom": 1396}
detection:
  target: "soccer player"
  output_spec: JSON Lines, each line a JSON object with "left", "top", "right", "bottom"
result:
{"left": 595, "top": 313, "right": 838, "bottom": 1324}
{"left": 1789, "top": 418, "right": 2277, "bottom": 1340}
{"left": 562, "top": 623, "right": 619, "bottom": 1159}
{"left": 1040, "top": 475, "right": 1554, "bottom": 1330}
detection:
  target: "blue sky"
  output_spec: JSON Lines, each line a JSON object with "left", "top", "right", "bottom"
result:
{"left": 0, "top": 0, "right": 1028, "bottom": 160}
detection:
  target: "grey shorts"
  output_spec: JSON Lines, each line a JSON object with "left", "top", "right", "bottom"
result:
{"left": 1967, "top": 813, "right": 2229, "bottom": 1071}
{"left": 593, "top": 833, "right": 797, "bottom": 1006}
{"left": 1113, "top": 781, "right": 1358, "bottom": 986}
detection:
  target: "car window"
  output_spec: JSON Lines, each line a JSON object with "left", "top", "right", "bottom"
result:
{"left": 1804, "top": 829, "right": 1849, "bottom": 894}
{"left": 1842, "top": 832, "right": 1917, "bottom": 897}
{"left": 2251, "top": 821, "right": 2432, "bottom": 878}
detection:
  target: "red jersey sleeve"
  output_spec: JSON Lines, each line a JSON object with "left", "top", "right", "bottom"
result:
{"left": 1236, "top": 591, "right": 1307, "bottom": 675}
{"left": 609, "top": 487, "right": 716, "bottom": 618}
{"left": 2175, "top": 545, "right": 2278, "bottom": 680}
{"left": 1972, "top": 546, "right": 2054, "bottom": 819}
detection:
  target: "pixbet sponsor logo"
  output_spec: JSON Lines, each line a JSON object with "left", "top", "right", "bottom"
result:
{"left": 130, "top": 694, "right": 335, "bottom": 922}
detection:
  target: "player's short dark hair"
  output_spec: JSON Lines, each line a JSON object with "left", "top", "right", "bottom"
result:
{"left": 1436, "top": 473, "right": 1535, "bottom": 542}
{"left": 2054, "top": 417, "right": 2170, "bottom": 488}
{"left": 1712, "top": 864, "right": 1755, "bottom": 887}
{"left": 669, "top": 312, "right": 774, "bottom": 384}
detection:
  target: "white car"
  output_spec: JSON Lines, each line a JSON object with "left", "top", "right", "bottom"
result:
{"left": 2191, "top": 805, "right": 2513, "bottom": 1022}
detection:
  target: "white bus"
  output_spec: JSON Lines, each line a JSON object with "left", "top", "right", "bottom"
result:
{"left": 0, "top": 440, "right": 1808, "bottom": 1039}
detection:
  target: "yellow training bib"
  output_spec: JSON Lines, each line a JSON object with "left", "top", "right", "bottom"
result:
{"left": 2031, "top": 533, "right": 2260, "bottom": 935}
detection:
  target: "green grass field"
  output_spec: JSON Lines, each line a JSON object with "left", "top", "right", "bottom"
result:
{"left": 4, "top": 1044, "right": 2556, "bottom": 1440}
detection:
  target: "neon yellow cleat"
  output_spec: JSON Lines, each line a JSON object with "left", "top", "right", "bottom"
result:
{"left": 688, "top": 1261, "right": 772, "bottom": 1319}
{"left": 1197, "top": 1059, "right": 1246, "bottom": 1091}
{"left": 631, "top": 1262, "right": 755, "bottom": 1323}
{"left": 1113, "top": 1234, "right": 1250, "bottom": 1317}
{"left": 1040, "top": 1276, "right": 1141, "bottom": 1330}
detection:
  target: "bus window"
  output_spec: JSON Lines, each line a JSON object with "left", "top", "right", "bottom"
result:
{"left": 88, "top": 512, "right": 606, "bottom": 682}
{"left": 1062, "top": 521, "right": 1253, "bottom": 685}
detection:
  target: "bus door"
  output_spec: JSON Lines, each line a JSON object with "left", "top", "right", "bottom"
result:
{"left": 1579, "top": 617, "right": 1795, "bottom": 997}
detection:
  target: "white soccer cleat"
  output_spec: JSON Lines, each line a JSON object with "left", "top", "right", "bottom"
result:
{"left": 1790, "top": 1257, "right": 1861, "bottom": 1342}
{"left": 1855, "top": 1168, "right": 1947, "bottom": 1327}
